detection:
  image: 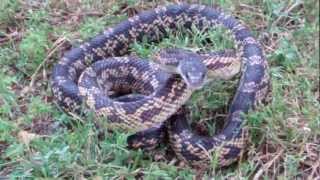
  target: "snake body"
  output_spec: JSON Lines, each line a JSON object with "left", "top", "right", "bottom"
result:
{"left": 79, "top": 49, "right": 240, "bottom": 151}
{"left": 51, "top": 3, "right": 270, "bottom": 167}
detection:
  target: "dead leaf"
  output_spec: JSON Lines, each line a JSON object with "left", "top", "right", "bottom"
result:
{"left": 17, "top": 130, "right": 40, "bottom": 145}
{"left": 92, "top": 176, "right": 103, "bottom": 180}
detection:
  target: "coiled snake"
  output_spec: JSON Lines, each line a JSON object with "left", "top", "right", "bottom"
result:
{"left": 51, "top": 3, "right": 270, "bottom": 168}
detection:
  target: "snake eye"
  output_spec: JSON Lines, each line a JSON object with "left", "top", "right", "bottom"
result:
{"left": 201, "top": 73, "right": 205, "bottom": 79}
{"left": 185, "top": 72, "right": 190, "bottom": 80}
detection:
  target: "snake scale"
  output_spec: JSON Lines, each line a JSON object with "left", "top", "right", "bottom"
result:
{"left": 51, "top": 3, "right": 270, "bottom": 168}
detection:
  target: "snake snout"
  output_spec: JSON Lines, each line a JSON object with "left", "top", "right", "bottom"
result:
{"left": 185, "top": 72, "right": 206, "bottom": 90}
{"left": 178, "top": 60, "right": 208, "bottom": 90}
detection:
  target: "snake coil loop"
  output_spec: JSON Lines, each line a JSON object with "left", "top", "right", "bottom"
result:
{"left": 51, "top": 3, "right": 270, "bottom": 167}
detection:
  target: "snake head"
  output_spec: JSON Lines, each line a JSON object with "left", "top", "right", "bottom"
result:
{"left": 177, "top": 58, "right": 208, "bottom": 90}
{"left": 154, "top": 48, "right": 208, "bottom": 90}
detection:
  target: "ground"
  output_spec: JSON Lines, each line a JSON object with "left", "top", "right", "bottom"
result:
{"left": 0, "top": 0, "right": 319, "bottom": 179}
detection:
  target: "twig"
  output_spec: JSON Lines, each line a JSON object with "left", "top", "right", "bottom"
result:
{"left": 68, "top": 11, "right": 105, "bottom": 18}
{"left": 0, "top": 31, "right": 23, "bottom": 44}
{"left": 253, "top": 149, "right": 284, "bottom": 180}
{"left": 272, "top": 0, "right": 303, "bottom": 27}
{"left": 29, "top": 36, "right": 66, "bottom": 88}
{"left": 308, "top": 160, "right": 320, "bottom": 180}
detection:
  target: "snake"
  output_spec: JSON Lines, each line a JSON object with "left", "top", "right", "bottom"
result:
{"left": 51, "top": 3, "right": 270, "bottom": 168}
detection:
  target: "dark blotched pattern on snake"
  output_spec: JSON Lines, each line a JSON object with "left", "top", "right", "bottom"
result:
{"left": 51, "top": 3, "right": 270, "bottom": 167}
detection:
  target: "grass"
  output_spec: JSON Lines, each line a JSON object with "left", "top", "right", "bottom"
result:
{"left": 0, "top": 0, "right": 319, "bottom": 179}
